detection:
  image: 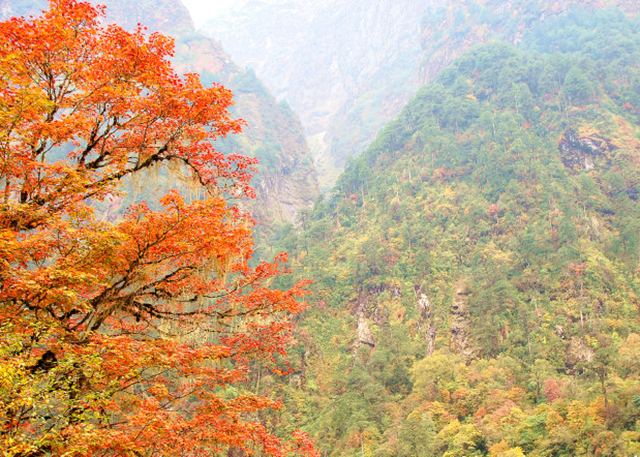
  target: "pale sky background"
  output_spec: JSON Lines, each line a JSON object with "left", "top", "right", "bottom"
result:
{"left": 180, "top": 0, "right": 235, "bottom": 28}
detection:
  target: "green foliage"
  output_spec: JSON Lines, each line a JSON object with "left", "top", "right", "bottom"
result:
{"left": 269, "top": 6, "right": 640, "bottom": 456}
{"left": 232, "top": 67, "right": 270, "bottom": 95}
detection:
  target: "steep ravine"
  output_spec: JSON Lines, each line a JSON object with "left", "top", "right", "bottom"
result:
{"left": 201, "top": 0, "right": 426, "bottom": 189}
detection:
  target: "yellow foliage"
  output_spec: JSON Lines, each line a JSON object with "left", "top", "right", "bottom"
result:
{"left": 587, "top": 398, "right": 606, "bottom": 425}
{"left": 490, "top": 441, "right": 526, "bottom": 457}
{"left": 489, "top": 440, "right": 510, "bottom": 454}
{"left": 622, "top": 431, "right": 640, "bottom": 456}
{"left": 566, "top": 401, "right": 587, "bottom": 430}
{"left": 545, "top": 410, "right": 564, "bottom": 429}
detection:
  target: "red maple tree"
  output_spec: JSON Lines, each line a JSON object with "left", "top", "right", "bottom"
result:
{"left": 0, "top": 1, "right": 317, "bottom": 455}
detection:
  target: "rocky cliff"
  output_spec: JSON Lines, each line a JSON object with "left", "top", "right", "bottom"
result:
{"left": 201, "top": 0, "right": 426, "bottom": 189}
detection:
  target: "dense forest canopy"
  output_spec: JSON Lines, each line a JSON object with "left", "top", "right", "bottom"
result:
{"left": 270, "top": 5, "right": 640, "bottom": 457}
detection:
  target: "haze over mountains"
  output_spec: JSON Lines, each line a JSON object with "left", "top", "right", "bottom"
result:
{"left": 201, "top": 0, "right": 425, "bottom": 188}
{"left": 200, "top": 0, "right": 640, "bottom": 190}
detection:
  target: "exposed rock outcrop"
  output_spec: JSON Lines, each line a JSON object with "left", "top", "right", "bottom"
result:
{"left": 559, "top": 129, "right": 613, "bottom": 172}
{"left": 565, "top": 336, "right": 596, "bottom": 373}
{"left": 350, "top": 290, "right": 381, "bottom": 354}
{"left": 450, "top": 282, "right": 478, "bottom": 363}
{"left": 416, "top": 287, "right": 436, "bottom": 356}
{"left": 356, "top": 312, "right": 376, "bottom": 349}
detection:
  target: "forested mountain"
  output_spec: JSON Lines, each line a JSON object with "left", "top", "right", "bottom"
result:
{"left": 266, "top": 6, "right": 640, "bottom": 456}
{"left": 417, "top": 0, "right": 640, "bottom": 84}
{"left": 0, "top": 0, "right": 318, "bottom": 227}
{"left": 3, "top": 0, "right": 640, "bottom": 456}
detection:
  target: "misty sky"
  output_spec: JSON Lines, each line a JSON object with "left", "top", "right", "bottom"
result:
{"left": 180, "top": 0, "right": 234, "bottom": 27}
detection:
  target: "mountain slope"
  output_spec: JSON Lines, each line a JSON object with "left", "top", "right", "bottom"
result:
{"left": 417, "top": 0, "right": 640, "bottom": 84}
{"left": 275, "top": 7, "right": 640, "bottom": 456}
{"left": 201, "top": 0, "right": 425, "bottom": 188}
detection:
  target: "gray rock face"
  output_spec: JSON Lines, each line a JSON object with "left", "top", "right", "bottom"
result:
{"left": 450, "top": 282, "right": 478, "bottom": 362}
{"left": 565, "top": 337, "right": 595, "bottom": 372}
{"left": 416, "top": 288, "right": 436, "bottom": 356}
{"left": 356, "top": 312, "right": 376, "bottom": 348}
{"left": 559, "top": 130, "right": 613, "bottom": 172}
{"left": 201, "top": 0, "right": 431, "bottom": 188}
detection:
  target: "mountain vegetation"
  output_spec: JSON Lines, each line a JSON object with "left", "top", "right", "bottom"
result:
{"left": 267, "top": 6, "right": 640, "bottom": 456}
{"left": 2, "top": 0, "right": 640, "bottom": 456}
{"left": 200, "top": 0, "right": 640, "bottom": 192}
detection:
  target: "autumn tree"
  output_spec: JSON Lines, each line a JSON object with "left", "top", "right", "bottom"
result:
{"left": 0, "top": 1, "right": 317, "bottom": 456}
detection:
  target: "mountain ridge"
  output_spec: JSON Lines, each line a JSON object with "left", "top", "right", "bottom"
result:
{"left": 201, "top": 0, "right": 640, "bottom": 192}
